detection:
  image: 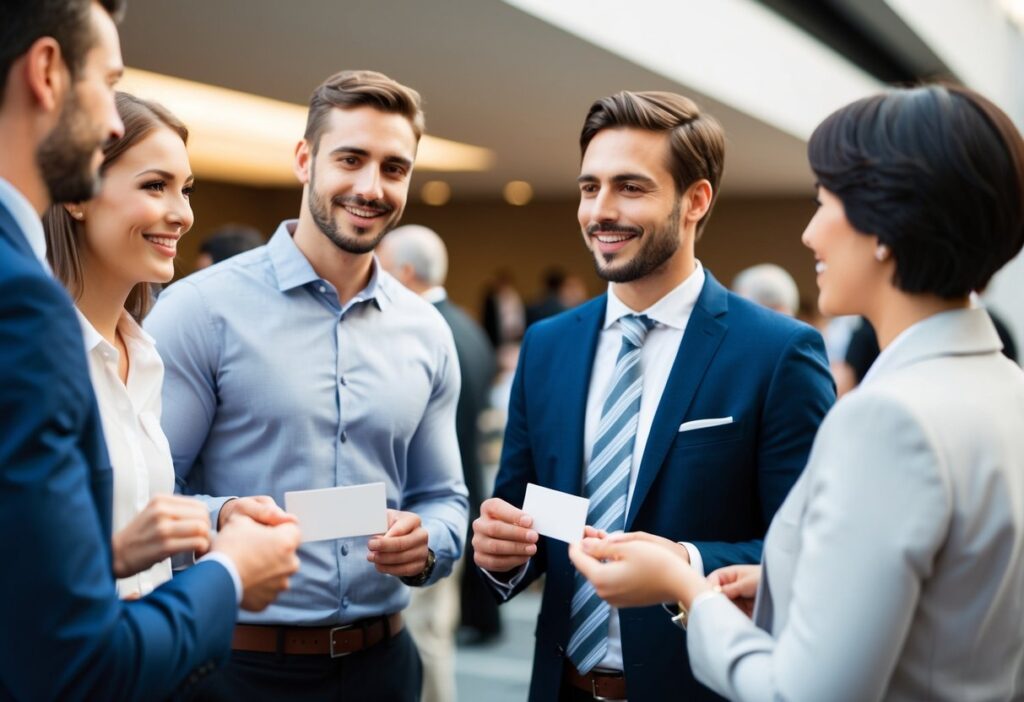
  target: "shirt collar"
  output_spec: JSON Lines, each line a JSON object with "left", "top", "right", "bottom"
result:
{"left": 603, "top": 260, "right": 706, "bottom": 331}
{"left": 266, "top": 219, "right": 392, "bottom": 311}
{"left": 422, "top": 286, "right": 447, "bottom": 304}
{"left": 0, "top": 177, "right": 47, "bottom": 265}
{"left": 75, "top": 307, "right": 153, "bottom": 354}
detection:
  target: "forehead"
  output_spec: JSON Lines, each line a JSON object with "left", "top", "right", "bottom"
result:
{"left": 83, "top": 3, "right": 123, "bottom": 72}
{"left": 580, "top": 127, "right": 671, "bottom": 178}
{"left": 107, "top": 126, "right": 190, "bottom": 175}
{"left": 317, "top": 106, "right": 417, "bottom": 159}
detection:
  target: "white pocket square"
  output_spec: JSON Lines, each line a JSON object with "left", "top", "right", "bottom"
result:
{"left": 678, "top": 416, "right": 734, "bottom": 432}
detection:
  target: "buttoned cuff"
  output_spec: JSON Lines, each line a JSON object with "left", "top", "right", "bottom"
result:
{"left": 198, "top": 551, "right": 243, "bottom": 606}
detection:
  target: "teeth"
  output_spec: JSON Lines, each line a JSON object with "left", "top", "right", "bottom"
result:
{"left": 345, "top": 206, "right": 382, "bottom": 218}
{"left": 595, "top": 234, "right": 633, "bottom": 243}
{"left": 145, "top": 236, "right": 176, "bottom": 248}
{"left": 815, "top": 262, "right": 827, "bottom": 274}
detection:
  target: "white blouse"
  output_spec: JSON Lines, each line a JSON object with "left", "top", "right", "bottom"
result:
{"left": 77, "top": 308, "right": 175, "bottom": 598}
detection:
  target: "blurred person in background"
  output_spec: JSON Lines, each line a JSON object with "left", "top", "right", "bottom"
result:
{"left": 194, "top": 222, "right": 264, "bottom": 270}
{"left": 381, "top": 223, "right": 499, "bottom": 701}
{"left": 731, "top": 263, "right": 799, "bottom": 317}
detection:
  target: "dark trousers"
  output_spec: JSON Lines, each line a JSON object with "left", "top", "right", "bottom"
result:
{"left": 182, "top": 628, "right": 422, "bottom": 702}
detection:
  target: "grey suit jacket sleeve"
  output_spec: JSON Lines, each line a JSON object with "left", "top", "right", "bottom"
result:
{"left": 686, "top": 392, "right": 950, "bottom": 702}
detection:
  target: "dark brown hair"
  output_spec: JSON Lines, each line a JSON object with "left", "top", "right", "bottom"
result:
{"left": 808, "top": 84, "right": 1024, "bottom": 298}
{"left": 304, "top": 69, "right": 424, "bottom": 153}
{"left": 579, "top": 91, "right": 725, "bottom": 239}
{"left": 44, "top": 91, "right": 188, "bottom": 321}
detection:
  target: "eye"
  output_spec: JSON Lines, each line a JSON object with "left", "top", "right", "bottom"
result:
{"left": 182, "top": 185, "right": 194, "bottom": 198}
{"left": 142, "top": 180, "right": 166, "bottom": 192}
{"left": 622, "top": 183, "right": 643, "bottom": 194}
{"left": 338, "top": 156, "right": 360, "bottom": 167}
{"left": 384, "top": 163, "right": 408, "bottom": 178}
{"left": 579, "top": 183, "right": 598, "bottom": 195}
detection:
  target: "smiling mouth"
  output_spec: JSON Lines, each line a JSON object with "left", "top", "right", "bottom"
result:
{"left": 143, "top": 234, "right": 177, "bottom": 247}
{"left": 592, "top": 232, "right": 638, "bottom": 244}
{"left": 343, "top": 204, "right": 387, "bottom": 219}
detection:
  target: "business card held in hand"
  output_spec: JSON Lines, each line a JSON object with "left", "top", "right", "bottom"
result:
{"left": 284, "top": 482, "right": 389, "bottom": 543}
{"left": 522, "top": 483, "right": 589, "bottom": 544}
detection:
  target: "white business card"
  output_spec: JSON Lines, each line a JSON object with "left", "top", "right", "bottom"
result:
{"left": 284, "top": 482, "right": 389, "bottom": 543}
{"left": 522, "top": 483, "right": 589, "bottom": 544}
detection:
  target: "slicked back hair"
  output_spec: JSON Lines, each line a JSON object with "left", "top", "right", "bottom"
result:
{"left": 580, "top": 91, "right": 725, "bottom": 239}
{"left": 304, "top": 69, "right": 424, "bottom": 154}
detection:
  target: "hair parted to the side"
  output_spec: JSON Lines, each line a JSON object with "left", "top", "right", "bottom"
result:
{"left": 809, "top": 84, "right": 1024, "bottom": 299}
{"left": 0, "top": 0, "right": 126, "bottom": 106}
{"left": 304, "top": 69, "right": 424, "bottom": 153}
{"left": 44, "top": 91, "right": 188, "bottom": 321}
{"left": 579, "top": 91, "right": 725, "bottom": 239}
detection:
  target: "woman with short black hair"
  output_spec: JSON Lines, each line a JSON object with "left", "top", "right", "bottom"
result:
{"left": 569, "top": 84, "right": 1024, "bottom": 702}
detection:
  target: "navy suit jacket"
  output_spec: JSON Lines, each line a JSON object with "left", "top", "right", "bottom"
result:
{"left": 0, "top": 201, "right": 236, "bottom": 701}
{"left": 491, "top": 272, "right": 835, "bottom": 702}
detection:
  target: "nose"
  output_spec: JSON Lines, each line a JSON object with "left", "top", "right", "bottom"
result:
{"left": 167, "top": 194, "right": 194, "bottom": 233}
{"left": 104, "top": 92, "right": 124, "bottom": 143}
{"left": 582, "top": 187, "right": 617, "bottom": 228}
{"left": 354, "top": 166, "right": 384, "bottom": 202}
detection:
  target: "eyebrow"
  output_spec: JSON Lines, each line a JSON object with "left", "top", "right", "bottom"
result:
{"left": 136, "top": 168, "right": 194, "bottom": 183}
{"left": 577, "top": 173, "right": 658, "bottom": 187}
{"left": 330, "top": 146, "right": 413, "bottom": 170}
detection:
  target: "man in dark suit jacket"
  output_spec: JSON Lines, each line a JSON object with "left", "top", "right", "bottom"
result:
{"left": 0, "top": 2, "right": 298, "bottom": 699}
{"left": 380, "top": 225, "right": 499, "bottom": 700}
{"left": 473, "top": 91, "right": 835, "bottom": 701}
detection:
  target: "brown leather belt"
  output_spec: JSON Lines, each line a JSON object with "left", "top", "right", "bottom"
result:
{"left": 232, "top": 614, "right": 402, "bottom": 658}
{"left": 564, "top": 660, "right": 627, "bottom": 700}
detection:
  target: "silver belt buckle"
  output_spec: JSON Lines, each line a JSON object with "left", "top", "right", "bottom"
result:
{"left": 329, "top": 623, "right": 356, "bottom": 658}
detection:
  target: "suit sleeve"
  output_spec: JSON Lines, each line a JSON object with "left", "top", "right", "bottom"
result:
{"left": 0, "top": 269, "right": 236, "bottom": 702}
{"left": 485, "top": 328, "right": 548, "bottom": 598}
{"left": 690, "top": 325, "right": 835, "bottom": 573}
{"left": 686, "top": 393, "right": 948, "bottom": 702}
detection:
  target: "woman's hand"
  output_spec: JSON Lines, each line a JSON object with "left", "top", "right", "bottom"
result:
{"left": 568, "top": 537, "right": 709, "bottom": 609}
{"left": 112, "top": 494, "right": 211, "bottom": 578}
{"left": 706, "top": 564, "right": 761, "bottom": 618}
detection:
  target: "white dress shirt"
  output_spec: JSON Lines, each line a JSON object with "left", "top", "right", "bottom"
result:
{"left": 77, "top": 309, "right": 175, "bottom": 599}
{"left": 487, "top": 262, "right": 707, "bottom": 678}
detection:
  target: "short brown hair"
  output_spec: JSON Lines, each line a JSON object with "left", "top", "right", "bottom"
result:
{"left": 44, "top": 91, "right": 188, "bottom": 321}
{"left": 580, "top": 91, "right": 725, "bottom": 238}
{"left": 304, "top": 69, "right": 424, "bottom": 152}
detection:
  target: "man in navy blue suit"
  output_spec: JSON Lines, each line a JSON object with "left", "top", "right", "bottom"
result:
{"left": 473, "top": 91, "right": 835, "bottom": 701}
{"left": 0, "top": 2, "right": 300, "bottom": 699}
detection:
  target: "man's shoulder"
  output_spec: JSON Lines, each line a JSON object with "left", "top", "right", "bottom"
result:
{"left": 720, "top": 289, "right": 820, "bottom": 347}
{"left": 156, "top": 247, "right": 272, "bottom": 309}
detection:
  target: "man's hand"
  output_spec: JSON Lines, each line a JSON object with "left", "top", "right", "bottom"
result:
{"left": 367, "top": 509, "right": 430, "bottom": 578}
{"left": 112, "top": 494, "right": 211, "bottom": 578}
{"left": 217, "top": 495, "right": 294, "bottom": 530}
{"left": 212, "top": 514, "right": 301, "bottom": 612}
{"left": 603, "top": 530, "right": 690, "bottom": 563}
{"left": 472, "top": 497, "right": 538, "bottom": 574}
{"left": 706, "top": 564, "right": 761, "bottom": 618}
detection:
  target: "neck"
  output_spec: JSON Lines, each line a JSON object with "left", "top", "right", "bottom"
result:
{"left": 293, "top": 212, "right": 375, "bottom": 306}
{"left": 76, "top": 256, "right": 133, "bottom": 345}
{"left": 611, "top": 247, "right": 696, "bottom": 312}
{"left": 866, "top": 290, "right": 969, "bottom": 350}
{"left": 0, "top": 116, "right": 51, "bottom": 215}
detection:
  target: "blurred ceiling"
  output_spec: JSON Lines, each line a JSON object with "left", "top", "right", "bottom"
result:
{"left": 117, "top": 0, "right": 949, "bottom": 201}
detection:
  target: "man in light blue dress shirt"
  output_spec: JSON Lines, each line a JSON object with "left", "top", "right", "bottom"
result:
{"left": 145, "top": 69, "right": 468, "bottom": 701}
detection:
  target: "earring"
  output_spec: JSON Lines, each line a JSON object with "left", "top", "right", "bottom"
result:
{"left": 71, "top": 211, "right": 84, "bottom": 220}
{"left": 875, "top": 244, "right": 890, "bottom": 262}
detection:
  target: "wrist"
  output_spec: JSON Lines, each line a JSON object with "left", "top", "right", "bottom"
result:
{"left": 400, "top": 548, "right": 436, "bottom": 587}
{"left": 217, "top": 497, "right": 238, "bottom": 530}
{"left": 111, "top": 532, "right": 129, "bottom": 579}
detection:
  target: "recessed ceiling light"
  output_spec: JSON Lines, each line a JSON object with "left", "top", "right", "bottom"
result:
{"left": 421, "top": 181, "right": 452, "bottom": 206}
{"left": 503, "top": 180, "right": 533, "bottom": 206}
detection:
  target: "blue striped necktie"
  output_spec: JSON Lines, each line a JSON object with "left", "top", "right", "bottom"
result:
{"left": 567, "top": 313, "right": 655, "bottom": 674}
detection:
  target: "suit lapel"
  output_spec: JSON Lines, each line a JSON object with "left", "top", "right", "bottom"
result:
{"left": 625, "top": 273, "right": 729, "bottom": 528}
{"left": 551, "top": 296, "right": 606, "bottom": 497}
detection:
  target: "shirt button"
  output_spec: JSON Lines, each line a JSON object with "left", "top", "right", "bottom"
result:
{"left": 340, "top": 544, "right": 349, "bottom": 556}
{"left": 339, "top": 376, "right": 347, "bottom": 386}
{"left": 319, "top": 285, "right": 327, "bottom": 293}
{"left": 341, "top": 596, "right": 351, "bottom": 609}
{"left": 339, "top": 431, "right": 348, "bottom": 443}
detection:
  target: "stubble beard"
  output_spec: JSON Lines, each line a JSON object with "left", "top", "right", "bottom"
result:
{"left": 37, "top": 90, "right": 104, "bottom": 204}
{"left": 307, "top": 160, "right": 399, "bottom": 255}
{"left": 590, "top": 200, "right": 682, "bottom": 283}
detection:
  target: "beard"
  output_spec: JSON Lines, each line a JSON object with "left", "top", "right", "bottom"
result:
{"left": 588, "top": 200, "right": 681, "bottom": 283}
{"left": 36, "top": 90, "right": 105, "bottom": 204}
{"left": 307, "top": 160, "right": 400, "bottom": 255}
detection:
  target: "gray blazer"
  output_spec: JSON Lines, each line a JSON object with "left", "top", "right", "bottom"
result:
{"left": 687, "top": 308, "right": 1024, "bottom": 701}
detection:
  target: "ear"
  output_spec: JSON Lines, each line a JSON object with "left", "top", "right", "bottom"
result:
{"left": 62, "top": 202, "right": 86, "bottom": 221}
{"left": 682, "top": 179, "right": 713, "bottom": 225}
{"left": 23, "top": 37, "right": 68, "bottom": 114}
{"left": 293, "top": 139, "right": 312, "bottom": 185}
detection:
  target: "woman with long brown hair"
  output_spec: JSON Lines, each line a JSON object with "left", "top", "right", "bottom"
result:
{"left": 44, "top": 91, "right": 207, "bottom": 599}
